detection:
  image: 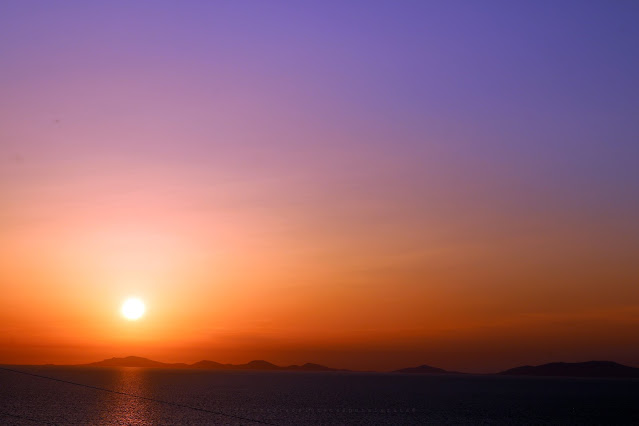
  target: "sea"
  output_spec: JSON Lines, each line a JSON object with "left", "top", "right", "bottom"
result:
{"left": 1, "top": 366, "right": 638, "bottom": 425}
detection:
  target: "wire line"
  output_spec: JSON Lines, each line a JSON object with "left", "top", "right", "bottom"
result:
{"left": 0, "top": 366, "right": 277, "bottom": 425}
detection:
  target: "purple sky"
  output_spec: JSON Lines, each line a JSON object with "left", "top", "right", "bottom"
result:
{"left": 1, "top": 1, "right": 639, "bottom": 370}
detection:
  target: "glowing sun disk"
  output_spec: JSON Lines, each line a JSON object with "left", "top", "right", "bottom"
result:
{"left": 121, "top": 298, "right": 145, "bottom": 320}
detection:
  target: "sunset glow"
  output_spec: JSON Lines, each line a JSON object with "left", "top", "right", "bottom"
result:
{"left": 1, "top": 1, "right": 638, "bottom": 374}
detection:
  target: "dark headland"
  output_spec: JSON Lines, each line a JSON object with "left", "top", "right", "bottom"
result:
{"left": 499, "top": 361, "right": 639, "bottom": 378}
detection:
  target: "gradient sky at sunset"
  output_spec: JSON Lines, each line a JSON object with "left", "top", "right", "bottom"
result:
{"left": 1, "top": 1, "right": 638, "bottom": 372}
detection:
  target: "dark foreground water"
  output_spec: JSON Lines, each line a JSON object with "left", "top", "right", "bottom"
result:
{"left": 1, "top": 366, "right": 638, "bottom": 425}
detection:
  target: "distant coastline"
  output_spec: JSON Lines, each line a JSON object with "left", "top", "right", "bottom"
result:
{"left": 9, "top": 356, "right": 639, "bottom": 379}
{"left": 81, "top": 356, "right": 348, "bottom": 372}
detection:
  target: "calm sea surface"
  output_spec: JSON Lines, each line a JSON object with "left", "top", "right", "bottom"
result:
{"left": 1, "top": 366, "right": 638, "bottom": 425}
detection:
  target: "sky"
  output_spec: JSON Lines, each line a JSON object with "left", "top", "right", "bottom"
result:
{"left": 1, "top": 0, "right": 638, "bottom": 373}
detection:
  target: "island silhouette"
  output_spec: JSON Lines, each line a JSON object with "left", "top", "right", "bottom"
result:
{"left": 82, "top": 356, "right": 347, "bottom": 372}
{"left": 42, "top": 356, "right": 639, "bottom": 378}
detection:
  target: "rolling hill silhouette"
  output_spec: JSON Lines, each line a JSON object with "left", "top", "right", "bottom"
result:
{"left": 83, "top": 356, "right": 345, "bottom": 371}
{"left": 85, "top": 356, "right": 188, "bottom": 368}
{"left": 499, "top": 361, "right": 639, "bottom": 378}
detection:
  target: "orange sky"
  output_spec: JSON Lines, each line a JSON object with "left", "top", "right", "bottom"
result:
{"left": 2, "top": 159, "right": 638, "bottom": 371}
{"left": 1, "top": 1, "right": 639, "bottom": 373}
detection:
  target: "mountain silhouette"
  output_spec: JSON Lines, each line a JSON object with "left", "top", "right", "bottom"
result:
{"left": 85, "top": 356, "right": 188, "bottom": 368}
{"left": 82, "top": 356, "right": 345, "bottom": 371}
{"left": 394, "top": 364, "right": 464, "bottom": 374}
{"left": 499, "top": 361, "right": 639, "bottom": 378}
{"left": 189, "top": 360, "right": 228, "bottom": 369}
{"left": 242, "top": 360, "right": 281, "bottom": 370}
{"left": 74, "top": 357, "right": 639, "bottom": 377}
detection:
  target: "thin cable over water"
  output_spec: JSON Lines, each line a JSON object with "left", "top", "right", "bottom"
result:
{"left": 0, "top": 366, "right": 278, "bottom": 425}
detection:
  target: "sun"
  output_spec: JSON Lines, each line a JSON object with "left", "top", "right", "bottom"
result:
{"left": 121, "top": 298, "right": 145, "bottom": 320}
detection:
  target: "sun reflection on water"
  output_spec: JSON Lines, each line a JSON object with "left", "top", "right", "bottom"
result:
{"left": 102, "top": 368, "right": 153, "bottom": 425}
